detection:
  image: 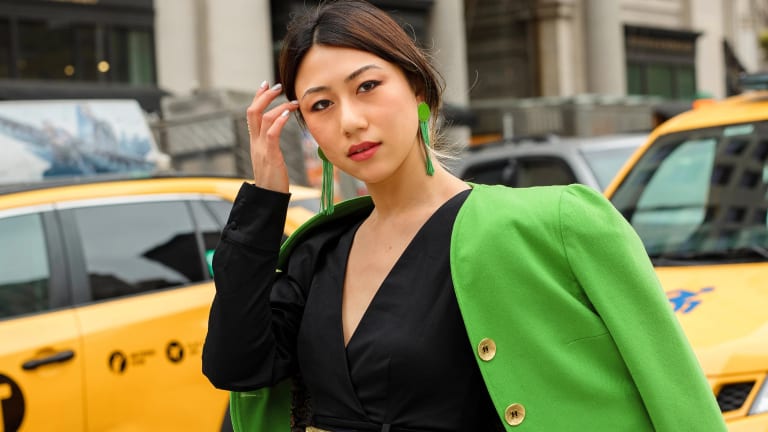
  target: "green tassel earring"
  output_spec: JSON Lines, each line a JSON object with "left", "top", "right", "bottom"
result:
{"left": 418, "top": 102, "right": 435, "bottom": 176}
{"left": 317, "top": 147, "right": 334, "bottom": 216}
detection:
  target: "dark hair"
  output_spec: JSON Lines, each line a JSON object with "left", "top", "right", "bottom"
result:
{"left": 279, "top": 0, "right": 444, "bottom": 123}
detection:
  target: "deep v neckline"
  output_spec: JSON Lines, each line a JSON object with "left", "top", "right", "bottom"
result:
{"left": 338, "top": 190, "right": 470, "bottom": 350}
{"left": 295, "top": 187, "right": 496, "bottom": 429}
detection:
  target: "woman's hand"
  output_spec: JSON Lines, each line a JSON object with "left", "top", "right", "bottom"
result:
{"left": 246, "top": 80, "right": 300, "bottom": 193}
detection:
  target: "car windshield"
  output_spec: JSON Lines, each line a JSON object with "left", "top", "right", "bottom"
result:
{"left": 580, "top": 144, "right": 641, "bottom": 190}
{"left": 610, "top": 121, "right": 768, "bottom": 264}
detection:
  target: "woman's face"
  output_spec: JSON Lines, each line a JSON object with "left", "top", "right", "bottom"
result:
{"left": 294, "top": 45, "right": 423, "bottom": 185}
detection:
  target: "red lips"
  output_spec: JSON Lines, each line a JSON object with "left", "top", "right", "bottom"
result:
{"left": 347, "top": 141, "right": 380, "bottom": 161}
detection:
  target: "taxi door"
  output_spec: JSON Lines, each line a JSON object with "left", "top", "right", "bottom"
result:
{"left": 0, "top": 209, "right": 85, "bottom": 431}
{"left": 59, "top": 198, "right": 228, "bottom": 431}
{"left": 0, "top": 312, "right": 85, "bottom": 432}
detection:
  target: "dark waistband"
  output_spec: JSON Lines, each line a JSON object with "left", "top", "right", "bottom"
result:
{"left": 313, "top": 415, "right": 427, "bottom": 432}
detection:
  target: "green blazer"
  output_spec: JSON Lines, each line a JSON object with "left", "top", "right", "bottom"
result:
{"left": 228, "top": 184, "right": 726, "bottom": 431}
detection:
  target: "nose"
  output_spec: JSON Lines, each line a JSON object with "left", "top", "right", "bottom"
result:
{"left": 339, "top": 99, "right": 368, "bottom": 136}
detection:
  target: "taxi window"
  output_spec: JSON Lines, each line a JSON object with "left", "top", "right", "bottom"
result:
{"left": 189, "top": 200, "right": 224, "bottom": 278}
{"left": 631, "top": 138, "right": 716, "bottom": 254}
{"left": 72, "top": 201, "right": 206, "bottom": 301}
{"left": 0, "top": 213, "right": 50, "bottom": 318}
{"left": 204, "top": 199, "right": 232, "bottom": 227}
{"left": 612, "top": 121, "right": 768, "bottom": 261}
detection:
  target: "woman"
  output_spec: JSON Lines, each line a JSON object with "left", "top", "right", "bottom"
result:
{"left": 202, "top": 1, "right": 726, "bottom": 431}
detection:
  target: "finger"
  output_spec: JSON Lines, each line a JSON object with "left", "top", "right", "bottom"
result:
{"left": 264, "top": 108, "right": 294, "bottom": 150}
{"left": 251, "top": 80, "right": 270, "bottom": 105}
{"left": 246, "top": 80, "right": 269, "bottom": 135}
{"left": 246, "top": 82, "right": 284, "bottom": 136}
{"left": 259, "top": 100, "right": 299, "bottom": 144}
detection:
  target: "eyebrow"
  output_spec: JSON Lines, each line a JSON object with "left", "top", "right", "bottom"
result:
{"left": 301, "top": 64, "right": 382, "bottom": 100}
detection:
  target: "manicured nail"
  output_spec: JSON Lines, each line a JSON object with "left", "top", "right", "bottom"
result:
{"left": 270, "top": 83, "right": 282, "bottom": 92}
{"left": 281, "top": 109, "right": 290, "bottom": 117}
{"left": 290, "top": 100, "right": 299, "bottom": 105}
{"left": 260, "top": 80, "right": 268, "bottom": 89}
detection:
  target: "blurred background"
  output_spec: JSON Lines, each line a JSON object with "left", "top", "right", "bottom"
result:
{"left": 0, "top": 0, "right": 766, "bottom": 192}
{"left": 2, "top": 3, "right": 768, "bottom": 430}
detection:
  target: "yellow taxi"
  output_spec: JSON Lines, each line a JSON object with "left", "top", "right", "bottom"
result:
{"left": 605, "top": 81, "right": 768, "bottom": 430}
{"left": 0, "top": 175, "right": 318, "bottom": 431}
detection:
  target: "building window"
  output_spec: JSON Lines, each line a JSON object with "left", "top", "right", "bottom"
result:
{"left": 18, "top": 19, "right": 73, "bottom": 80}
{"left": 11, "top": 20, "right": 154, "bottom": 84}
{"left": 627, "top": 62, "right": 696, "bottom": 100}
{"left": 465, "top": 1, "right": 537, "bottom": 100}
{"left": 109, "top": 27, "right": 154, "bottom": 85}
{"left": 625, "top": 26, "right": 700, "bottom": 100}
{"left": 0, "top": 19, "right": 9, "bottom": 78}
{"left": 0, "top": 2, "right": 155, "bottom": 85}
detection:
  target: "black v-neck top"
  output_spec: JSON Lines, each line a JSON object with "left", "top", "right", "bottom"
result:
{"left": 295, "top": 189, "right": 501, "bottom": 431}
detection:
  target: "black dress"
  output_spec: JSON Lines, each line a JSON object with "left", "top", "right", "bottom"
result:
{"left": 203, "top": 185, "right": 502, "bottom": 432}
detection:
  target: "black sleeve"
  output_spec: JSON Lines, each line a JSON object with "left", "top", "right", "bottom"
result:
{"left": 202, "top": 182, "right": 308, "bottom": 391}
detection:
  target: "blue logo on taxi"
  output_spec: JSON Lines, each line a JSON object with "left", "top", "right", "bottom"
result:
{"left": 667, "top": 287, "right": 714, "bottom": 313}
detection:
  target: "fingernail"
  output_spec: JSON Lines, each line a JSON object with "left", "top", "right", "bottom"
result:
{"left": 290, "top": 100, "right": 299, "bottom": 105}
{"left": 270, "top": 83, "right": 283, "bottom": 92}
{"left": 281, "top": 109, "right": 290, "bottom": 117}
{"left": 260, "top": 80, "right": 268, "bottom": 89}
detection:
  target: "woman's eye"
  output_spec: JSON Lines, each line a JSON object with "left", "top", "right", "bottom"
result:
{"left": 310, "top": 100, "right": 332, "bottom": 112}
{"left": 358, "top": 80, "right": 381, "bottom": 93}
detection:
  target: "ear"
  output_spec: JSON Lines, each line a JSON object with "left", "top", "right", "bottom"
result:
{"left": 413, "top": 89, "right": 427, "bottom": 109}
{"left": 408, "top": 75, "right": 426, "bottom": 101}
